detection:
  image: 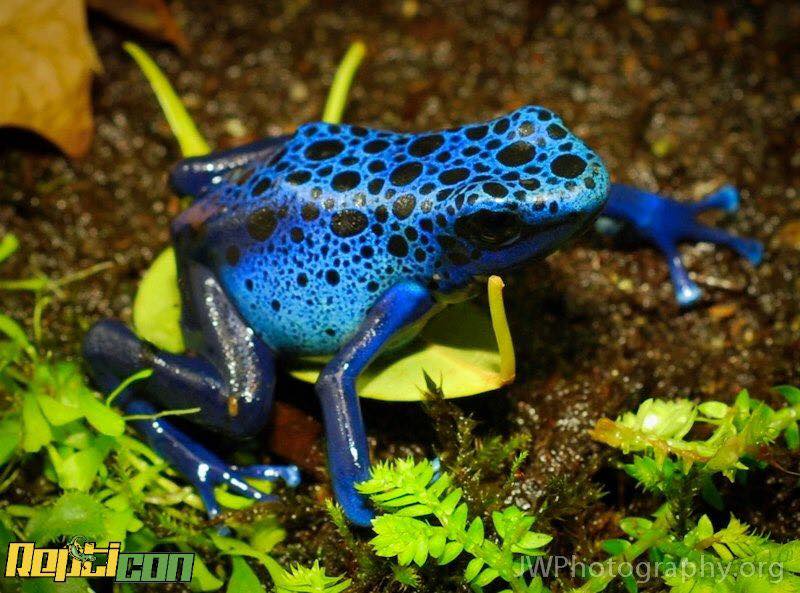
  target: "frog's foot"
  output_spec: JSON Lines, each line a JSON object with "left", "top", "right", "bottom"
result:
{"left": 601, "top": 183, "right": 763, "bottom": 306}
{"left": 126, "top": 399, "right": 300, "bottom": 519}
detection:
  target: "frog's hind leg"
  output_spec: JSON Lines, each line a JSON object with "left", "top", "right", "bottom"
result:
{"left": 83, "top": 262, "right": 299, "bottom": 518}
{"left": 599, "top": 183, "right": 763, "bottom": 306}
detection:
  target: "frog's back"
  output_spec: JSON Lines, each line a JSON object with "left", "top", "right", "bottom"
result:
{"left": 172, "top": 106, "right": 606, "bottom": 356}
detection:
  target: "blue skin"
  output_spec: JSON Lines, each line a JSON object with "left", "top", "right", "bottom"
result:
{"left": 83, "top": 105, "right": 762, "bottom": 526}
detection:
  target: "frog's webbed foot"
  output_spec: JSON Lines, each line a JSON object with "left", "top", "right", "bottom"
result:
{"left": 126, "top": 399, "right": 300, "bottom": 518}
{"left": 316, "top": 281, "right": 435, "bottom": 526}
{"left": 600, "top": 183, "right": 763, "bottom": 306}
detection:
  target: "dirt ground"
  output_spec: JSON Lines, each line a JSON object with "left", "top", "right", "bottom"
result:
{"left": 1, "top": 0, "right": 800, "bottom": 558}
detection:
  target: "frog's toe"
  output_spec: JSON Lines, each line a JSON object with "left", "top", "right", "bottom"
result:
{"left": 232, "top": 464, "right": 302, "bottom": 488}
{"left": 683, "top": 222, "right": 764, "bottom": 266}
{"left": 194, "top": 464, "right": 279, "bottom": 518}
{"left": 690, "top": 184, "right": 740, "bottom": 214}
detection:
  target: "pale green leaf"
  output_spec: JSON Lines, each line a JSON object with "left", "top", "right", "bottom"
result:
{"left": 0, "top": 233, "right": 19, "bottom": 264}
{"left": 53, "top": 437, "right": 113, "bottom": 491}
{"left": 227, "top": 557, "right": 265, "bottom": 593}
{"left": 774, "top": 385, "right": 800, "bottom": 405}
{"left": 190, "top": 554, "right": 225, "bottom": 592}
{"left": 474, "top": 567, "right": 500, "bottom": 587}
{"left": 21, "top": 392, "right": 51, "bottom": 452}
{"left": 514, "top": 532, "right": 552, "bottom": 551}
{"left": 36, "top": 394, "right": 83, "bottom": 425}
{"left": 249, "top": 518, "right": 286, "bottom": 554}
{"left": 785, "top": 422, "right": 800, "bottom": 451}
{"left": 464, "top": 557, "right": 484, "bottom": 582}
{"left": 439, "top": 541, "right": 463, "bottom": 565}
{"left": 80, "top": 391, "right": 125, "bottom": 436}
{"left": 133, "top": 247, "right": 185, "bottom": 353}
{"left": 0, "top": 313, "right": 32, "bottom": 354}
{"left": 288, "top": 300, "right": 510, "bottom": 401}
{"left": 698, "top": 401, "right": 730, "bottom": 419}
{"left": 26, "top": 492, "right": 107, "bottom": 544}
{"left": 0, "top": 417, "right": 21, "bottom": 464}
{"left": 465, "top": 517, "right": 485, "bottom": 548}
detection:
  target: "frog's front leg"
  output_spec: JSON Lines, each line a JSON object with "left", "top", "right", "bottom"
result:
{"left": 316, "top": 281, "right": 435, "bottom": 526}
{"left": 83, "top": 262, "right": 299, "bottom": 518}
{"left": 599, "top": 183, "right": 763, "bottom": 306}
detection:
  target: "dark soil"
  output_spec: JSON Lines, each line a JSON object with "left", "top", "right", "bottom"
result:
{"left": 2, "top": 0, "right": 800, "bottom": 584}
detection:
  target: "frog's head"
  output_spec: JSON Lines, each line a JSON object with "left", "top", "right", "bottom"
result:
{"left": 438, "top": 106, "right": 609, "bottom": 277}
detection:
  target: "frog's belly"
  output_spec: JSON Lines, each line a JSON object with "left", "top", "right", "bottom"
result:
{"left": 220, "top": 262, "right": 406, "bottom": 356}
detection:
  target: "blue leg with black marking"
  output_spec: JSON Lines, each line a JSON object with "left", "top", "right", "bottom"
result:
{"left": 599, "top": 183, "right": 763, "bottom": 306}
{"left": 315, "top": 281, "right": 435, "bottom": 526}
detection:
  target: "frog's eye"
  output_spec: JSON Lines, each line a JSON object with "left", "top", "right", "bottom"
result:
{"left": 455, "top": 209, "right": 522, "bottom": 250}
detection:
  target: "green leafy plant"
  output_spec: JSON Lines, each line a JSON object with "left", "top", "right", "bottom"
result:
{"left": 357, "top": 457, "right": 551, "bottom": 593}
{"left": 589, "top": 390, "right": 800, "bottom": 510}
{"left": 569, "top": 507, "right": 800, "bottom": 593}
{"left": 570, "top": 389, "right": 800, "bottom": 593}
{"left": 274, "top": 561, "right": 351, "bottom": 593}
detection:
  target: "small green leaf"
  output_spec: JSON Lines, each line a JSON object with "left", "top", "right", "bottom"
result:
{"left": 53, "top": 437, "right": 113, "bottom": 491}
{"left": 514, "top": 532, "right": 552, "bottom": 552}
{"left": 619, "top": 517, "right": 652, "bottom": 538}
{"left": 133, "top": 247, "right": 185, "bottom": 354}
{"left": 0, "top": 233, "right": 19, "bottom": 264}
{"left": 249, "top": 518, "right": 286, "bottom": 554}
{"left": 26, "top": 492, "right": 107, "bottom": 544}
{"left": 21, "top": 392, "right": 52, "bottom": 452}
{"left": 601, "top": 539, "right": 630, "bottom": 555}
{"left": 464, "top": 557, "right": 485, "bottom": 582}
{"left": 698, "top": 401, "right": 729, "bottom": 419}
{"left": 621, "top": 573, "right": 639, "bottom": 593}
{"left": 321, "top": 41, "right": 366, "bottom": 125}
{"left": 439, "top": 541, "right": 463, "bottom": 565}
{"left": 189, "top": 554, "right": 225, "bottom": 592}
{"left": 36, "top": 394, "right": 83, "bottom": 426}
{"left": 474, "top": 567, "right": 500, "bottom": 587}
{"left": 618, "top": 398, "right": 696, "bottom": 440}
{"left": 214, "top": 487, "right": 256, "bottom": 510}
{"left": 227, "top": 557, "right": 265, "bottom": 593}
{"left": 774, "top": 385, "right": 800, "bottom": 405}
{"left": 785, "top": 422, "right": 800, "bottom": 451}
{"left": 80, "top": 391, "right": 125, "bottom": 436}
{"left": 0, "top": 313, "right": 32, "bottom": 354}
{"left": 465, "top": 517, "right": 485, "bottom": 547}
{"left": 0, "top": 417, "right": 21, "bottom": 464}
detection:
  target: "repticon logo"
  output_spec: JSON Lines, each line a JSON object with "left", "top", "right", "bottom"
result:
{"left": 5, "top": 536, "right": 194, "bottom": 583}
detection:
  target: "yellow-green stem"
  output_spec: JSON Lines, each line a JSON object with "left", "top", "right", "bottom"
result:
{"left": 123, "top": 42, "right": 211, "bottom": 157}
{"left": 322, "top": 41, "right": 367, "bottom": 124}
{"left": 488, "top": 276, "right": 516, "bottom": 384}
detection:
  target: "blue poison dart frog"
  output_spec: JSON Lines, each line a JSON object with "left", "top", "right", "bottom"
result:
{"left": 83, "top": 105, "right": 763, "bottom": 526}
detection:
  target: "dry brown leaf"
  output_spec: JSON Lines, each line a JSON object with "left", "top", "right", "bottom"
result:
{"left": 88, "top": 0, "right": 189, "bottom": 53}
{"left": 0, "top": 0, "right": 101, "bottom": 157}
